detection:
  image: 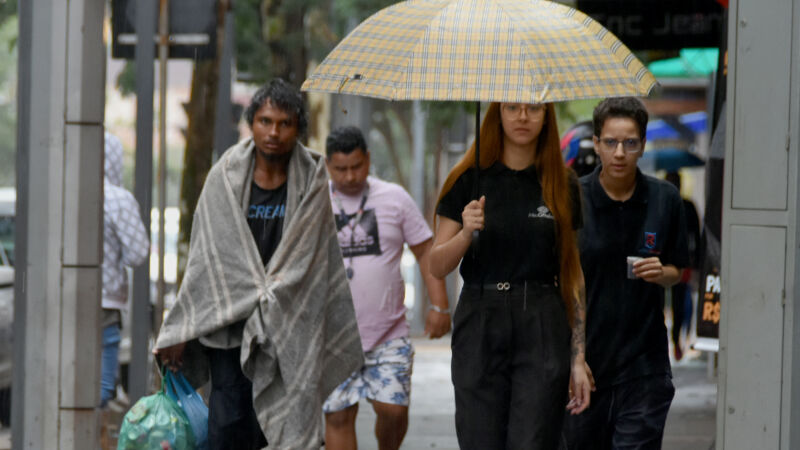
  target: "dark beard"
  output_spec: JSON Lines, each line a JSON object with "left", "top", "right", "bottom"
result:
{"left": 257, "top": 146, "right": 292, "bottom": 165}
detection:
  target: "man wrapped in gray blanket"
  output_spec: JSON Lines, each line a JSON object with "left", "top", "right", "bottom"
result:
{"left": 155, "top": 79, "right": 364, "bottom": 449}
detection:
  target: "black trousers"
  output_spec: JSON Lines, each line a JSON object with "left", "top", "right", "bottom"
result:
{"left": 561, "top": 374, "right": 675, "bottom": 450}
{"left": 207, "top": 347, "right": 268, "bottom": 450}
{"left": 452, "top": 283, "right": 572, "bottom": 450}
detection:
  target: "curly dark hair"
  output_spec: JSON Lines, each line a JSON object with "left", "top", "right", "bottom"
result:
{"left": 243, "top": 78, "right": 308, "bottom": 137}
{"left": 325, "top": 126, "right": 368, "bottom": 159}
{"left": 592, "top": 97, "right": 649, "bottom": 139}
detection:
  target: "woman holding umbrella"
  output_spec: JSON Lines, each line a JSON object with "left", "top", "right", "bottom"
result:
{"left": 430, "top": 102, "right": 592, "bottom": 449}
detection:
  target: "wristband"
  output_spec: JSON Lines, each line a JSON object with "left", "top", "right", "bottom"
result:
{"left": 429, "top": 304, "right": 450, "bottom": 314}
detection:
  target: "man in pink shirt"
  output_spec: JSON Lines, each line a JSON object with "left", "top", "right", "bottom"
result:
{"left": 324, "top": 126, "right": 451, "bottom": 450}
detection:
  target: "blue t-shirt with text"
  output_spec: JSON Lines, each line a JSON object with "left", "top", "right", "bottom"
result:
{"left": 247, "top": 181, "right": 287, "bottom": 266}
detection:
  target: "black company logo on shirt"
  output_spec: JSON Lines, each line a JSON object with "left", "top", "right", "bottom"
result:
{"left": 335, "top": 209, "right": 382, "bottom": 257}
{"left": 528, "top": 205, "right": 554, "bottom": 220}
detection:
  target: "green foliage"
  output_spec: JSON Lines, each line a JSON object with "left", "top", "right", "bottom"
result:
{"left": 234, "top": 0, "right": 275, "bottom": 82}
{"left": 425, "top": 101, "right": 473, "bottom": 132}
{"left": 116, "top": 61, "right": 137, "bottom": 97}
{"left": 328, "top": 0, "right": 395, "bottom": 36}
{"left": 235, "top": 0, "right": 339, "bottom": 84}
{"left": 330, "top": 0, "right": 395, "bottom": 19}
{"left": 0, "top": 0, "right": 15, "bottom": 25}
{"left": 555, "top": 99, "right": 597, "bottom": 136}
{"left": 235, "top": 0, "right": 402, "bottom": 84}
{"left": 0, "top": 15, "right": 17, "bottom": 187}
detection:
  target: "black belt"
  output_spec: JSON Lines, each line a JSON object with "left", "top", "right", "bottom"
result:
{"left": 465, "top": 279, "right": 558, "bottom": 292}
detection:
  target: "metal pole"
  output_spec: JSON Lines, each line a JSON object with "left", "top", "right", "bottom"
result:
{"left": 411, "top": 100, "right": 426, "bottom": 334}
{"left": 156, "top": 0, "right": 169, "bottom": 334}
{"left": 474, "top": 101, "right": 480, "bottom": 198}
{"left": 214, "top": 0, "right": 235, "bottom": 160}
{"left": 131, "top": 0, "right": 158, "bottom": 402}
{"left": 12, "top": 0, "right": 32, "bottom": 444}
{"left": 411, "top": 100, "right": 425, "bottom": 209}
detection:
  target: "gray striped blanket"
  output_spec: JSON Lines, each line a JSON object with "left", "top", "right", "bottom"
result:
{"left": 155, "top": 138, "right": 363, "bottom": 449}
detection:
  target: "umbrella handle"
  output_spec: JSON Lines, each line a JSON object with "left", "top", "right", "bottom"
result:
{"left": 472, "top": 101, "right": 481, "bottom": 256}
{"left": 473, "top": 101, "right": 481, "bottom": 199}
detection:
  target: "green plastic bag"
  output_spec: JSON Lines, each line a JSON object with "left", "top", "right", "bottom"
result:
{"left": 117, "top": 368, "right": 196, "bottom": 450}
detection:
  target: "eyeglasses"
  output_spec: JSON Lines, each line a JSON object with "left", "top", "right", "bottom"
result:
{"left": 501, "top": 103, "right": 545, "bottom": 118}
{"left": 597, "top": 137, "right": 643, "bottom": 153}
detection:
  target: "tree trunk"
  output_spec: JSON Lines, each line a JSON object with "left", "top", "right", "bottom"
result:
{"left": 373, "top": 116, "right": 408, "bottom": 189}
{"left": 177, "top": 4, "right": 226, "bottom": 284}
{"left": 264, "top": 1, "right": 308, "bottom": 85}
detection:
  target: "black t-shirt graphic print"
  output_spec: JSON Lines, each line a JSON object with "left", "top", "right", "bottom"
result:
{"left": 335, "top": 209, "right": 382, "bottom": 258}
{"left": 247, "top": 181, "right": 287, "bottom": 266}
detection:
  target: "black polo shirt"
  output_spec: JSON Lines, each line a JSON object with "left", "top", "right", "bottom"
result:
{"left": 579, "top": 165, "right": 689, "bottom": 389}
{"left": 437, "top": 162, "right": 582, "bottom": 285}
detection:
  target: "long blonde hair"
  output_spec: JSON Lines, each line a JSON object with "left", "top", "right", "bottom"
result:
{"left": 436, "top": 103, "right": 581, "bottom": 325}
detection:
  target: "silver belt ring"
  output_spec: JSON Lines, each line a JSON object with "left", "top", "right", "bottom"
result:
{"left": 496, "top": 282, "right": 511, "bottom": 291}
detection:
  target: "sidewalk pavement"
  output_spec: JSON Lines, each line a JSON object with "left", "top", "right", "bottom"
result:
{"left": 0, "top": 339, "right": 716, "bottom": 450}
{"left": 663, "top": 355, "right": 717, "bottom": 450}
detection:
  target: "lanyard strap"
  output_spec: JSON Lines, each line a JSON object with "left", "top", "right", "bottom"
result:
{"left": 331, "top": 184, "right": 369, "bottom": 229}
{"left": 331, "top": 183, "right": 369, "bottom": 279}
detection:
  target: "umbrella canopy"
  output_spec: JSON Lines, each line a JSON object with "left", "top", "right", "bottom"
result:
{"left": 647, "top": 48, "right": 719, "bottom": 79}
{"left": 646, "top": 111, "right": 708, "bottom": 141}
{"left": 639, "top": 148, "right": 705, "bottom": 173}
{"left": 302, "top": 0, "right": 656, "bottom": 103}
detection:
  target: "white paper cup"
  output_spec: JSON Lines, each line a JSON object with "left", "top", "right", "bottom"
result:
{"left": 627, "top": 256, "right": 644, "bottom": 279}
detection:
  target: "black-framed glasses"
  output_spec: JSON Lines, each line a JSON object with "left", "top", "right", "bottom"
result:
{"left": 598, "top": 137, "right": 643, "bottom": 153}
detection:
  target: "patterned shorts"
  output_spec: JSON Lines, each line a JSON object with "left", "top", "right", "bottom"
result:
{"left": 323, "top": 336, "right": 415, "bottom": 413}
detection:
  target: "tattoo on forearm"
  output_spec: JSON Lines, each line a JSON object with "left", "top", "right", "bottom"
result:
{"left": 571, "top": 286, "right": 586, "bottom": 363}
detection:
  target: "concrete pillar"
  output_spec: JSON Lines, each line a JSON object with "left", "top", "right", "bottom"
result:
{"left": 15, "top": 0, "right": 105, "bottom": 448}
{"left": 718, "top": 0, "right": 800, "bottom": 448}
{"left": 130, "top": 0, "right": 157, "bottom": 405}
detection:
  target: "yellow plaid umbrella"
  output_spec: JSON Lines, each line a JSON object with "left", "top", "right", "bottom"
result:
{"left": 302, "top": 0, "right": 656, "bottom": 103}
